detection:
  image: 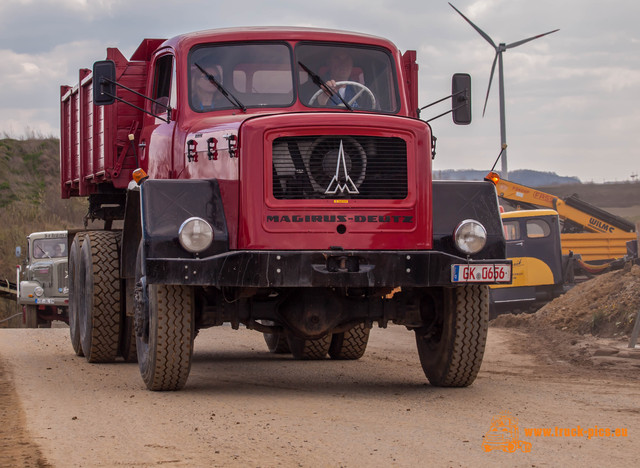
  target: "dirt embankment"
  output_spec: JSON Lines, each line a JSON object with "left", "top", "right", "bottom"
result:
{"left": 492, "top": 263, "right": 640, "bottom": 372}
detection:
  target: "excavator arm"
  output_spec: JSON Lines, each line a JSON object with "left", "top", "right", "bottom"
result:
{"left": 485, "top": 171, "right": 635, "bottom": 235}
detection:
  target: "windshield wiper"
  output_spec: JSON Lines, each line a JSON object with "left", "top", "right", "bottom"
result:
{"left": 36, "top": 245, "right": 51, "bottom": 259}
{"left": 194, "top": 62, "right": 246, "bottom": 112}
{"left": 298, "top": 61, "right": 352, "bottom": 111}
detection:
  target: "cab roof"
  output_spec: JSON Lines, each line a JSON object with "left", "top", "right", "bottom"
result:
{"left": 152, "top": 26, "right": 400, "bottom": 57}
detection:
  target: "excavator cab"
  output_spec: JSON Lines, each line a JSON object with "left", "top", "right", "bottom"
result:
{"left": 490, "top": 209, "right": 566, "bottom": 315}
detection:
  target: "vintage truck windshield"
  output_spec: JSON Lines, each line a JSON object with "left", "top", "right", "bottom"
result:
{"left": 188, "top": 42, "right": 399, "bottom": 113}
{"left": 296, "top": 43, "right": 399, "bottom": 112}
{"left": 32, "top": 238, "right": 67, "bottom": 259}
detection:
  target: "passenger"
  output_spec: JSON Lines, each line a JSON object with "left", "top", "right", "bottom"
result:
{"left": 192, "top": 64, "right": 226, "bottom": 111}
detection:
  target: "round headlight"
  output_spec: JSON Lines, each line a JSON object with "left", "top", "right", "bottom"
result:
{"left": 34, "top": 286, "right": 44, "bottom": 297}
{"left": 454, "top": 219, "right": 487, "bottom": 255}
{"left": 178, "top": 217, "right": 214, "bottom": 253}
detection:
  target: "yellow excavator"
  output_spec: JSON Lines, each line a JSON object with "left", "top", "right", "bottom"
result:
{"left": 485, "top": 171, "right": 637, "bottom": 314}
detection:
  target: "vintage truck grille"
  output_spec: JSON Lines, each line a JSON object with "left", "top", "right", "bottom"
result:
{"left": 32, "top": 265, "right": 51, "bottom": 287}
{"left": 57, "top": 262, "right": 68, "bottom": 292}
{"left": 272, "top": 136, "right": 408, "bottom": 199}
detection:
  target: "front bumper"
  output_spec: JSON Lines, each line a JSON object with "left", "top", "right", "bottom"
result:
{"left": 18, "top": 296, "right": 68, "bottom": 307}
{"left": 145, "top": 250, "right": 512, "bottom": 288}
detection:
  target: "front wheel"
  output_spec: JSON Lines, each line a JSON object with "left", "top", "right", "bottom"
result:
{"left": 135, "top": 244, "right": 194, "bottom": 391}
{"left": 262, "top": 321, "right": 291, "bottom": 354}
{"left": 415, "top": 285, "right": 489, "bottom": 387}
{"left": 136, "top": 284, "right": 194, "bottom": 391}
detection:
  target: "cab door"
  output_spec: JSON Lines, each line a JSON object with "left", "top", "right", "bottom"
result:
{"left": 138, "top": 53, "right": 177, "bottom": 179}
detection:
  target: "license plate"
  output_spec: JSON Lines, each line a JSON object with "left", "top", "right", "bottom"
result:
{"left": 36, "top": 298, "right": 55, "bottom": 304}
{"left": 451, "top": 264, "right": 511, "bottom": 283}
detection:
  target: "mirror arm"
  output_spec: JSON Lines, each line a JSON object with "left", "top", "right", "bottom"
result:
{"left": 425, "top": 101, "right": 468, "bottom": 123}
{"left": 100, "top": 77, "right": 171, "bottom": 123}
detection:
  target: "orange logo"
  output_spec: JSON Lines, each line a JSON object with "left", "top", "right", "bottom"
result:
{"left": 482, "top": 412, "right": 532, "bottom": 453}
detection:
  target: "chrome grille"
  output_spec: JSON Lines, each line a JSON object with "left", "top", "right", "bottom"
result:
{"left": 272, "top": 136, "right": 407, "bottom": 199}
{"left": 57, "top": 262, "right": 68, "bottom": 293}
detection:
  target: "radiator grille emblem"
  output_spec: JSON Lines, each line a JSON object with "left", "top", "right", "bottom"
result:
{"left": 325, "top": 140, "right": 359, "bottom": 195}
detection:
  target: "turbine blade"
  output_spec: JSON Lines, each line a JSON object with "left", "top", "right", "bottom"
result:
{"left": 483, "top": 52, "right": 499, "bottom": 117}
{"left": 506, "top": 29, "right": 559, "bottom": 49}
{"left": 449, "top": 2, "right": 497, "bottom": 48}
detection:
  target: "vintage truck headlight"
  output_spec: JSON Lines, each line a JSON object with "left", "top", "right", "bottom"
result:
{"left": 178, "top": 217, "right": 213, "bottom": 253}
{"left": 454, "top": 219, "right": 487, "bottom": 255}
{"left": 34, "top": 286, "right": 44, "bottom": 297}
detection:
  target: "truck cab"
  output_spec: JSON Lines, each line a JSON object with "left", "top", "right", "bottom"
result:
{"left": 17, "top": 231, "right": 69, "bottom": 327}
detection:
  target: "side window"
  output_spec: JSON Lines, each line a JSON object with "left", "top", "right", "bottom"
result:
{"left": 503, "top": 221, "right": 520, "bottom": 241}
{"left": 152, "top": 55, "right": 174, "bottom": 115}
{"left": 526, "top": 219, "right": 551, "bottom": 238}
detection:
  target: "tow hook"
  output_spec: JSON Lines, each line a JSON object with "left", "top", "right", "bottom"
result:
{"left": 327, "top": 255, "right": 360, "bottom": 273}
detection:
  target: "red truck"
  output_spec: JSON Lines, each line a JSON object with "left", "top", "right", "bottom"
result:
{"left": 60, "top": 27, "right": 511, "bottom": 391}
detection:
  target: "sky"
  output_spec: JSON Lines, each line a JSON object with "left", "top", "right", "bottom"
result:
{"left": 0, "top": 0, "right": 638, "bottom": 182}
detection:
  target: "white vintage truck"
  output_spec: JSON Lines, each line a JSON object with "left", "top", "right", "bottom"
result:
{"left": 16, "top": 231, "right": 69, "bottom": 327}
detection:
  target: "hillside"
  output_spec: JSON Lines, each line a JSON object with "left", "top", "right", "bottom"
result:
{"left": 435, "top": 169, "right": 581, "bottom": 186}
{"left": 0, "top": 138, "right": 87, "bottom": 280}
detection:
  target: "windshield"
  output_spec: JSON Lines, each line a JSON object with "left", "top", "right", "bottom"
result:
{"left": 32, "top": 238, "right": 67, "bottom": 259}
{"left": 296, "top": 43, "right": 399, "bottom": 112}
{"left": 189, "top": 43, "right": 294, "bottom": 111}
{"left": 188, "top": 41, "right": 400, "bottom": 113}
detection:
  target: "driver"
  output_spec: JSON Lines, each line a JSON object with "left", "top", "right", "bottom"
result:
{"left": 315, "top": 50, "right": 361, "bottom": 107}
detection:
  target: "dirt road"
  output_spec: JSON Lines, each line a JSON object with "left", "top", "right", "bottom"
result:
{"left": 0, "top": 324, "right": 638, "bottom": 467}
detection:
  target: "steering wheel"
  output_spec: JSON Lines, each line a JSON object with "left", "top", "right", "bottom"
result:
{"left": 309, "top": 81, "right": 376, "bottom": 108}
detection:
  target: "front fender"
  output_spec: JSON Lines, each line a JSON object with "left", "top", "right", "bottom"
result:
{"left": 140, "top": 179, "right": 229, "bottom": 261}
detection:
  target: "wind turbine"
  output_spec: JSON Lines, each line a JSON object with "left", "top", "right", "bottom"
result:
{"left": 449, "top": 3, "right": 558, "bottom": 178}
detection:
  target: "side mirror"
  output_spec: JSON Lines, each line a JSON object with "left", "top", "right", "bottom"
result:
{"left": 93, "top": 60, "right": 116, "bottom": 106}
{"left": 452, "top": 73, "right": 472, "bottom": 125}
{"left": 15, "top": 246, "right": 21, "bottom": 258}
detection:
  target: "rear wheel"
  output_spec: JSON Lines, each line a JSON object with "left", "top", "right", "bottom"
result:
{"left": 329, "top": 323, "right": 370, "bottom": 360}
{"left": 135, "top": 243, "right": 194, "bottom": 391}
{"left": 68, "top": 235, "right": 84, "bottom": 356}
{"left": 415, "top": 285, "right": 489, "bottom": 387}
{"left": 288, "top": 334, "right": 331, "bottom": 360}
{"left": 79, "top": 231, "right": 122, "bottom": 363}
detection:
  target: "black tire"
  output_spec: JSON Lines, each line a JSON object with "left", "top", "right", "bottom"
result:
{"left": 262, "top": 321, "right": 291, "bottom": 354}
{"left": 24, "top": 305, "right": 38, "bottom": 328}
{"left": 135, "top": 244, "right": 194, "bottom": 391}
{"left": 329, "top": 323, "right": 370, "bottom": 360}
{"left": 264, "top": 332, "right": 291, "bottom": 354}
{"left": 415, "top": 285, "right": 489, "bottom": 387}
{"left": 79, "top": 231, "right": 122, "bottom": 363}
{"left": 68, "top": 235, "right": 84, "bottom": 356}
{"left": 288, "top": 334, "right": 331, "bottom": 360}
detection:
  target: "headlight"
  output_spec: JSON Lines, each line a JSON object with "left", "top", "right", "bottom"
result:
{"left": 178, "top": 217, "right": 213, "bottom": 253}
{"left": 454, "top": 219, "right": 487, "bottom": 255}
{"left": 34, "top": 286, "right": 44, "bottom": 297}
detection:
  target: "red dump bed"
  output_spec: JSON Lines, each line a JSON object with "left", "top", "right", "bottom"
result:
{"left": 59, "top": 40, "right": 162, "bottom": 198}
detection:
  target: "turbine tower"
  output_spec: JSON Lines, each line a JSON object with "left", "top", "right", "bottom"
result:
{"left": 449, "top": 3, "right": 558, "bottom": 178}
